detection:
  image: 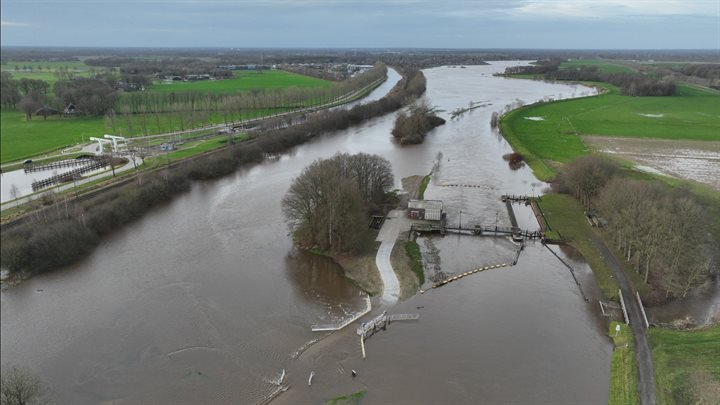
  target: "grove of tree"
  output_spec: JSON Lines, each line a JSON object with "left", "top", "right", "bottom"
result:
{"left": 556, "top": 156, "right": 719, "bottom": 299}
{"left": 282, "top": 153, "right": 394, "bottom": 253}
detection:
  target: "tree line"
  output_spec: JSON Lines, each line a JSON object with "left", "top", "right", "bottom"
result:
{"left": 555, "top": 156, "right": 719, "bottom": 300}
{"left": 0, "top": 68, "right": 427, "bottom": 275}
{"left": 504, "top": 60, "right": 677, "bottom": 96}
{"left": 86, "top": 57, "right": 233, "bottom": 78}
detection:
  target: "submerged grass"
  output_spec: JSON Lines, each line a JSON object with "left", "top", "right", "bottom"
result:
{"left": 608, "top": 321, "right": 640, "bottom": 405}
{"left": 326, "top": 389, "right": 366, "bottom": 405}
{"left": 404, "top": 240, "right": 425, "bottom": 285}
{"left": 418, "top": 174, "right": 431, "bottom": 200}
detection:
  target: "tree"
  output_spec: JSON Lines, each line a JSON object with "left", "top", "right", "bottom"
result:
{"left": 17, "top": 94, "right": 41, "bottom": 121}
{"left": 9, "top": 184, "right": 20, "bottom": 208}
{"left": 0, "top": 73, "right": 21, "bottom": 109}
{"left": 557, "top": 156, "right": 619, "bottom": 208}
{"left": 0, "top": 366, "right": 47, "bottom": 405}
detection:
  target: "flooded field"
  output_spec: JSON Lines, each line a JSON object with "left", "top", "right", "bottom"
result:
{"left": 585, "top": 136, "right": 720, "bottom": 190}
{"left": 2, "top": 64, "right": 612, "bottom": 404}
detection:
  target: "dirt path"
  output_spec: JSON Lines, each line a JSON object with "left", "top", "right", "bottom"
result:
{"left": 590, "top": 230, "right": 657, "bottom": 405}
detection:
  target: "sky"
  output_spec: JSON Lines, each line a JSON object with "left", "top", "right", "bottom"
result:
{"left": 1, "top": 0, "right": 719, "bottom": 49}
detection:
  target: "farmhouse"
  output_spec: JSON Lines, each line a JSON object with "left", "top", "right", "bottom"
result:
{"left": 64, "top": 103, "right": 80, "bottom": 114}
{"left": 407, "top": 199, "right": 444, "bottom": 221}
{"left": 34, "top": 106, "right": 60, "bottom": 119}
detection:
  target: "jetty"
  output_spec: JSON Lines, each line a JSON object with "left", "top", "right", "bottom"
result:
{"left": 356, "top": 311, "right": 420, "bottom": 339}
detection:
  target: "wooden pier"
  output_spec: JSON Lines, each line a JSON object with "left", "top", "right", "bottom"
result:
{"left": 505, "top": 199, "right": 519, "bottom": 228}
{"left": 356, "top": 311, "right": 419, "bottom": 339}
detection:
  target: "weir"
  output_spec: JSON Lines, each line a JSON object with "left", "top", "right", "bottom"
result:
{"left": 311, "top": 295, "right": 371, "bottom": 332}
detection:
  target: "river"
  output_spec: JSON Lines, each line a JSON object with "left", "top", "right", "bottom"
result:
{"left": 2, "top": 63, "right": 611, "bottom": 404}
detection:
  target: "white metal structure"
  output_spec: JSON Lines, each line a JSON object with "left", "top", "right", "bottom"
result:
{"left": 104, "top": 134, "right": 127, "bottom": 152}
{"left": 89, "top": 137, "right": 113, "bottom": 154}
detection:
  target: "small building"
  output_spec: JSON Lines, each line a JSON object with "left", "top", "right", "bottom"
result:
{"left": 35, "top": 106, "right": 60, "bottom": 119}
{"left": 407, "top": 199, "right": 444, "bottom": 221}
{"left": 64, "top": 103, "right": 79, "bottom": 114}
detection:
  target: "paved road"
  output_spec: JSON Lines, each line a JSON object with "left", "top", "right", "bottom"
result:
{"left": 375, "top": 210, "right": 407, "bottom": 305}
{"left": 590, "top": 230, "right": 657, "bottom": 405}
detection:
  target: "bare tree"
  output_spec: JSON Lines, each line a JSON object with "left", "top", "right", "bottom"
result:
{"left": 9, "top": 184, "right": 20, "bottom": 208}
{"left": 0, "top": 366, "right": 47, "bottom": 405}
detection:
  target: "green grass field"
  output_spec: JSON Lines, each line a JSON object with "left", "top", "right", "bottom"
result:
{"left": 150, "top": 70, "right": 330, "bottom": 94}
{"left": 650, "top": 324, "right": 720, "bottom": 405}
{"left": 2, "top": 60, "right": 92, "bottom": 84}
{"left": 560, "top": 59, "right": 636, "bottom": 74}
{"left": 608, "top": 321, "right": 640, "bottom": 405}
{"left": 1, "top": 110, "right": 105, "bottom": 163}
{"left": 500, "top": 83, "right": 720, "bottom": 180}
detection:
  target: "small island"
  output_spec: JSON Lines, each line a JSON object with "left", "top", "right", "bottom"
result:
{"left": 391, "top": 102, "right": 446, "bottom": 144}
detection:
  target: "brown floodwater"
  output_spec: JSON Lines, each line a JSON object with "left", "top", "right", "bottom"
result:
{"left": 3, "top": 64, "right": 613, "bottom": 404}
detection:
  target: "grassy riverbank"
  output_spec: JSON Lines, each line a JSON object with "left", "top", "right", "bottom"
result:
{"left": 499, "top": 83, "right": 720, "bottom": 181}
{"left": 417, "top": 174, "right": 431, "bottom": 200}
{"left": 536, "top": 194, "right": 619, "bottom": 298}
{"left": 650, "top": 324, "right": 720, "bottom": 404}
{"left": 404, "top": 240, "right": 425, "bottom": 285}
{"left": 608, "top": 321, "right": 640, "bottom": 405}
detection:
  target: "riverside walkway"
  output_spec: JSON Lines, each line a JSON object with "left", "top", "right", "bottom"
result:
{"left": 375, "top": 210, "right": 406, "bottom": 305}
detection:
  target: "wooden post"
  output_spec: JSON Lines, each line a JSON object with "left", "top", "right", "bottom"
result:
{"left": 637, "top": 292, "right": 649, "bottom": 328}
{"left": 361, "top": 335, "right": 366, "bottom": 359}
{"left": 619, "top": 289, "right": 629, "bottom": 325}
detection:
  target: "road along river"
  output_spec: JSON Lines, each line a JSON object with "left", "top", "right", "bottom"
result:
{"left": 1, "top": 63, "right": 610, "bottom": 404}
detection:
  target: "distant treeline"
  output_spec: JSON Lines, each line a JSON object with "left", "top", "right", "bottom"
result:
{"left": 505, "top": 59, "right": 677, "bottom": 96}
{"left": 0, "top": 69, "right": 427, "bottom": 275}
{"left": 4, "top": 47, "right": 720, "bottom": 66}
{"left": 555, "top": 156, "right": 719, "bottom": 301}
{"left": 674, "top": 64, "right": 720, "bottom": 80}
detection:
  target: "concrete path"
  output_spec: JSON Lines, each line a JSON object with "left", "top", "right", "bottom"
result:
{"left": 590, "top": 230, "right": 657, "bottom": 405}
{"left": 375, "top": 210, "right": 405, "bottom": 305}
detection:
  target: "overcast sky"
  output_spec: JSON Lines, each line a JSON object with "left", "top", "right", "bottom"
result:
{"left": 1, "top": 0, "right": 718, "bottom": 49}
